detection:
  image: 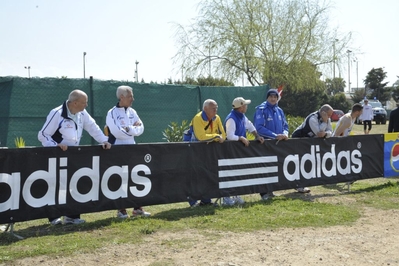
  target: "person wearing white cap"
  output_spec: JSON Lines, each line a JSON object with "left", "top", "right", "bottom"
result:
{"left": 222, "top": 97, "right": 265, "bottom": 206}
{"left": 359, "top": 98, "right": 373, "bottom": 134}
{"left": 253, "top": 88, "right": 289, "bottom": 199}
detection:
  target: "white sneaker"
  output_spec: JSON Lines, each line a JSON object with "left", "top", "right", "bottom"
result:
{"left": 222, "top": 197, "right": 236, "bottom": 206}
{"left": 64, "top": 217, "right": 85, "bottom": 225}
{"left": 233, "top": 196, "right": 245, "bottom": 205}
{"left": 117, "top": 209, "right": 128, "bottom": 219}
{"left": 132, "top": 208, "right": 151, "bottom": 217}
{"left": 296, "top": 187, "right": 311, "bottom": 193}
{"left": 50, "top": 218, "right": 62, "bottom": 225}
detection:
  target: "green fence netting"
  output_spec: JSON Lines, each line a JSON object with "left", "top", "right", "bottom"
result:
{"left": 0, "top": 76, "right": 269, "bottom": 147}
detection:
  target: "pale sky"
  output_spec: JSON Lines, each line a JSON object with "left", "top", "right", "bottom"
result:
{"left": 0, "top": 0, "right": 398, "bottom": 89}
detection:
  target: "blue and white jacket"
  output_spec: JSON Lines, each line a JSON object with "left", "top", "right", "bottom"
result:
{"left": 38, "top": 101, "right": 108, "bottom": 147}
{"left": 106, "top": 103, "right": 144, "bottom": 145}
{"left": 253, "top": 101, "right": 289, "bottom": 139}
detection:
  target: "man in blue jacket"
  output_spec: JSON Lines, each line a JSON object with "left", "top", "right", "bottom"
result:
{"left": 223, "top": 97, "right": 264, "bottom": 206}
{"left": 253, "top": 89, "right": 289, "bottom": 200}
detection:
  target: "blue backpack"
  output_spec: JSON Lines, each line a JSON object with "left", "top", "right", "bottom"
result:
{"left": 183, "top": 125, "right": 193, "bottom": 141}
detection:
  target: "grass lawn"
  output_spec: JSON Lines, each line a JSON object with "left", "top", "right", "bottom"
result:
{"left": 350, "top": 121, "right": 388, "bottom": 135}
{"left": 0, "top": 120, "right": 395, "bottom": 263}
{"left": 1, "top": 177, "right": 399, "bottom": 263}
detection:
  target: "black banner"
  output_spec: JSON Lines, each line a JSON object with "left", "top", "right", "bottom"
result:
{"left": 0, "top": 134, "right": 383, "bottom": 223}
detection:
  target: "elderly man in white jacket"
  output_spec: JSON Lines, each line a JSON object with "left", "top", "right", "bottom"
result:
{"left": 38, "top": 89, "right": 111, "bottom": 225}
{"left": 105, "top": 85, "right": 150, "bottom": 219}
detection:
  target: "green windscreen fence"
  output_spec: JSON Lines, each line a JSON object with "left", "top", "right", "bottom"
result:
{"left": 0, "top": 76, "right": 269, "bottom": 147}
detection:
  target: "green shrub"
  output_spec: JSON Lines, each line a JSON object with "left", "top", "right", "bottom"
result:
{"left": 286, "top": 115, "right": 304, "bottom": 137}
{"left": 162, "top": 120, "right": 189, "bottom": 142}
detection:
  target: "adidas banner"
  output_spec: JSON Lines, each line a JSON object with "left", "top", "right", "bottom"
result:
{"left": 0, "top": 134, "right": 384, "bottom": 223}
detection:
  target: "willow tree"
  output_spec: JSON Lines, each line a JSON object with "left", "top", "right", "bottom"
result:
{"left": 173, "top": 0, "right": 350, "bottom": 89}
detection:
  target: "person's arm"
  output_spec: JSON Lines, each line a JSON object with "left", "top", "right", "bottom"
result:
{"left": 38, "top": 109, "right": 61, "bottom": 147}
{"left": 369, "top": 108, "right": 374, "bottom": 120}
{"left": 245, "top": 117, "right": 264, "bottom": 143}
{"left": 82, "top": 109, "right": 109, "bottom": 144}
{"left": 308, "top": 114, "right": 322, "bottom": 136}
{"left": 106, "top": 108, "right": 137, "bottom": 140}
{"left": 192, "top": 116, "right": 221, "bottom": 141}
{"left": 280, "top": 110, "right": 289, "bottom": 137}
{"left": 126, "top": 110, "right": 144, "bottom": 137}
{"left": 325, "top": 119, "right": 333, "bottom": 138}
{"left": 333, "top": 116, "right": 351, "bottom": 137}
{"left": 225, "top": 118, "right": 239, "bottom": 141}
{"left": 254, "top": 108, "right": 278, "bottom": 139}
{"left": 216, "top": 117, "right": 226, "bottom": 142}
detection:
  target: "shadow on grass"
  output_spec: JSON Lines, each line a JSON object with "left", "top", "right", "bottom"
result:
{"left": 322, "top": 183, "right": 353, "bottom": 193}
{"left": 152, "top": 198, "right": 279, "bottom": 222}
{"left": 352, "top": 180, "right": 399, "bottom": 193}
{"left": 0, "top": 205, "right": 221, "bottom": 243}
{"left": 3, "top": 180, "right": 397, "bottom": 244}
{"left": 150, "top": 204, "right": 219, "bottom": 221}
{"left": 280, "top": 191, "right": 340, "bottom": 202}
{"left": 0, "top": 216, "right": 130, "bottom": 244}
{"left": 321, "top": 180, "right": 399, "bottom": 194}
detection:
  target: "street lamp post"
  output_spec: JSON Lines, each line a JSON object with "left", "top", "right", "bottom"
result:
{"left": 346, "top": 50, "right": 352, "bottom": 92}
{"left": 354, "top": 57, "right": 358, "bottom": 90}
{"left": 24, "top": 66, "right": 31, "bottom": 79}
{"left": 208, "top": 45, "right": 211, "bottom": 77}
{"left": 135, "top": 60, "right": 139, "bottom": 82}
{"left": 83, "top": 52, "right": 86, "bottom": 78}
{"left": 333, "top": 39, "right": 338, "bottom": 79}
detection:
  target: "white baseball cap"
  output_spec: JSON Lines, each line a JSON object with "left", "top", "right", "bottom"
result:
{"left": 232, "top": 97, "right": 251, "bottom": 108}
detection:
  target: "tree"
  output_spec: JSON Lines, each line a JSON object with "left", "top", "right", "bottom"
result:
{"left": 278, "top": 85, "right": 328, "bottom": 117}
{"left": 351, "top": 87, "right": 366, "bottom": 104}
{"left": 364, "top": 67, "right": 389, "bottom": 102}
{"left": 327, "top": 92, "right": 351, "bottom": 112}
{"left": 173, "top": 0, "right": 350, "bottom": 89}
{"left": 173, "top": 76, "right": 234, "bottom": 86}
{"left": 325, "top": 77, "right": 345, "bottom": 95}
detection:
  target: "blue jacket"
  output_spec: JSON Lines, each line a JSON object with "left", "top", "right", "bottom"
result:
{"left": 253, "top": 101, "right": 288, "bottom": 139}
{"left": 224, "top": 109, "right": 246, "bottom": 137}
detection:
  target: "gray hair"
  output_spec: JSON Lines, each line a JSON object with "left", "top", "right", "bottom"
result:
{"left": 68, "top": 89, "right": 87, "bottom": 102}
{"left": 203, "top": 99, "right": 217, "bottom": 109}
{"left": 319, "top": 104, "right": 333, "bottom": 113}
{"left": 116, "top": 85, "right": 133, "bottom": 99}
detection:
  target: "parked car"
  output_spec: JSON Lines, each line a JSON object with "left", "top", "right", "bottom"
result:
{"left": 331, "top": 109, "right": 344, "bottom": 121}
{"left": 356, "top": 99, "right": 387, "bottom": 124}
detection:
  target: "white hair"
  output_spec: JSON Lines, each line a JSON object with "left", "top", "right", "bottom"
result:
{"left": 203, "top": 99, "right": 217, "bottom": 109}
{"left": 116, "top": 85, "right": 133, "bottom": 99}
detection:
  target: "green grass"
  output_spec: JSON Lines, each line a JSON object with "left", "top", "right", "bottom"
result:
{"left": 1, "top": 177, "right": 399, "bottom": 263}
{"left": 0, "top": 125, "right": 394, "bottom": 263}
{"left": 350, "top": 121, "right": 388, "bottom": 135}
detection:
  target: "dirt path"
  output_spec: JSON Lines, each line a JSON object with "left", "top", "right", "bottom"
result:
{"left": 9, "top": 207, "right": 399, "bottom": 266}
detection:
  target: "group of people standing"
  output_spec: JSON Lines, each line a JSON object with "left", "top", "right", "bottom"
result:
{"left": 38, "top": 86, "right": 150, "bottom": 225}
{"left": 186, "top": 89, "right": 365, "bottom": 207}
{"left": 37, "top": 85, "right": 372, "bottom": 224}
